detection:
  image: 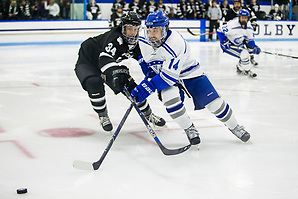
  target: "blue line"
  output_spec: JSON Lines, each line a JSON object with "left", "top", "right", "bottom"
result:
{"left": 0, "top": 41, "right": 83, "bottom": 46}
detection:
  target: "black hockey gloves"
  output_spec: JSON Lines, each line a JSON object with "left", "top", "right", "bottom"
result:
{"left": 104, "top": 65, "right": 130, "bottom": 94}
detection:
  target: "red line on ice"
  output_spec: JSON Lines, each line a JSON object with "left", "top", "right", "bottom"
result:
{"left": 0, "top": 140, "right": 34, "bottom": 159}
{"left": 0, "top": 126, "right": 5, "bottom": 133}
{"left": 129, "top": 131, "right": 157, "bottom": 145}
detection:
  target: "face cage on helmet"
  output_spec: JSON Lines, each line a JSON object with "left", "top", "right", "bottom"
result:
{"left": 122, "top": 24, "right": 140, "bottom": 45}
{"left": 145, "top": 26, "right": 167, "bottom": 49}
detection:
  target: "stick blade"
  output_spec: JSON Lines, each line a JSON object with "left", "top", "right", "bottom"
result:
{"left": 73, "top": 160, "right": 95, "bottom": 170}
{"left": 161, "top": 144, "right": 192, "bottom": 156}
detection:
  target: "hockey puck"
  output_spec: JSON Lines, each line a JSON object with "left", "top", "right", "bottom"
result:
{"left": 16, "top": 188, "right": 27, "bottom": 194}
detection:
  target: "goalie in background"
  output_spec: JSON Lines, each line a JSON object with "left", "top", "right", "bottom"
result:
{"left": 217, "top": 9, "right": 261, "bottom": 78}
{"left": 75, "top": 12, "right": 166, "bottom": 132}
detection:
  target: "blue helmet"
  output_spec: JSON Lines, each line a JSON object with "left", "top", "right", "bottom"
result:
{"left": 239, "top": 9, "right": 250, "bottom": 29}
{"left": 239, "top": 9, "right": 250, "bottom": 17}
{"left": 145, "top": 11, "right": 169, "bottom": 48}
{"left": 145, "top": 11, "right": 169, "bottom": 28}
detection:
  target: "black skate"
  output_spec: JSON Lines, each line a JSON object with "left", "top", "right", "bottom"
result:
{"left": 250, "top": 56, "right": 259, "bottom": 66}
{"left": 145, "top": 113, "right": 166, "bottom": 127}
{"left": 229, "top": 125, "right": 250, "bottom": 142}
{"left": 185, "top": 124, "right": 200, "bottom": 145}
{"left": 99, "top": 115, "right": 113, "bottom": 132}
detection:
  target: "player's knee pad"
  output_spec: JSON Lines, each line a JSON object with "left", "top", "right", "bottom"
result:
{"left": 84, "top": 76, "right": 105, "bottom": 97}
{"left": 239, "top": 49, "right": 251, "bottom": 71}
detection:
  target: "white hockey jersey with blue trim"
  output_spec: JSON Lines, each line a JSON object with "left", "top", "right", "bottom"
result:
{"left": 138, "top": 28, "right": 203, "bottom": 86}
{"left": 217, "top": 17, "right": 255, "bottom": 47}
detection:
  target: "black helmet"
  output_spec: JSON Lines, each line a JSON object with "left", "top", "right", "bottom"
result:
{"left": 120, "top": 12, "right": 141, "bottom": 45}
{"left": 121, "top": 11, "right": 141, "bottom": 27}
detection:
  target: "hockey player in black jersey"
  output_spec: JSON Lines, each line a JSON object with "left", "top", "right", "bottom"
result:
{"left": 75, "top": 11, "right": 166, "bottom": 132}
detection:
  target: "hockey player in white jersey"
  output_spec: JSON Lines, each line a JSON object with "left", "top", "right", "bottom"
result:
{"left": 216, "top": 9, "right": 261, "bottom": 77}
{"left": 131, "top": 11, "right": 251, "bottom": 144}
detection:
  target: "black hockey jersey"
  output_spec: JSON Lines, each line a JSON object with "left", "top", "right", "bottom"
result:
{"left": 77, "top": 27, "right": 141, "bottom": 72}
{"left": 225, "top": 8, "right": 238, "bottom": 22}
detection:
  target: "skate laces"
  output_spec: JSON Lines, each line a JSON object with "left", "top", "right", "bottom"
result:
{"left": 99, "top": 116, "right": 111, "bottom": 127}
{"left": 185, "top": 124, "right": 199, "bottom": 139}
{"left": 146, "top": 113, "right": 162, "bottom": 123}
{"left": 231, "top": 125, "right": 246, "bottom": 137}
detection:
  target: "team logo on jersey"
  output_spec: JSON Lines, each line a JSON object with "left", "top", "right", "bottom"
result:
{"left": 117, "top": 37, "right": 123, "bottom": 45}
{"left": 234, "top": 36, "right": 243, "bottom": 45}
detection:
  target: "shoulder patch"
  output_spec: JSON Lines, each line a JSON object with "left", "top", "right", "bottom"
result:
{"left": 117, "top": 37, "right": 123, "bottom": 45}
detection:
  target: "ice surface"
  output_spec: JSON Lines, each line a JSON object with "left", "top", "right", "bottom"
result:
{"left": 0, "top": 41, "right": 298, "bottom": 199}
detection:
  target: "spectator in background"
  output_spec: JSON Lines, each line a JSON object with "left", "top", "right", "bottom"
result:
{"left": 45, "top": 0, "right": 60, "bottom": 19}
{"left": 59, "top": 0, "right": 70, "bottom": 19}
{"left": 248, "top": 0, "right": 266, "bottom": 19}
{"left": 111, "top": 0, "right": 125, "bottom": 13}
{"left": 157, "top": 0, "right": 166, "bottom": 12}
{"left": 197, "top": 0, "right": 205, "bottom": 18}
{"left": 0, "top": 0, "right": 4, "bottom": 20}
{"left": 19, "top": 0, "right": 31, "bottom": 19}
{"left": 186, "top": 0, "right": 201, "bottom": 19}
{"left": 168, "top": 7, "right": 176, "bottom": 19}
{"left": 109, "top": 6, "right": 123, "bottom": 28}
{"left": 220, "top": 0, "right": 230, "bottom": 23}
{"left": 143, "top": 0, "right": 158, "bottom": 18}
{"left": 269, "top": 4, "right": 283, "bottom": 20}
{"left": 204, "top": 0, "right": 213, "bottom": 16}
{"left": 176, "top": 0, "right": 187, "bottom": 19}
{"left": 86, "top": 0, "right": 102, "bottom": 20}
{"left": 31, "top": 0, "right": 40, "bottom": 20}
{"left": 207, "top": 0, "right": 222, "bottom": 41}
{"left": 225, "top": 0, "right": 241, "bottom": 22}
{"left": 128, "top": 0, "right": 142, "bottom": 17}
{"left": 7, "top": 0, "right": 20, "bottom": 20}
{"left": 37, "top": 0, "right": 46, "bottom": 19}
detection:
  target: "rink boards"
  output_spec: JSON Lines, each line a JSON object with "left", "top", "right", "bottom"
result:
{"left": 0, "top": 19, "right": 297, "bottom": 46}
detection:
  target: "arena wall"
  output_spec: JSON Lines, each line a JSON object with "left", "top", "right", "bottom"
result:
{"left": 0, "top": 20, "right": 297, "bottom": 46}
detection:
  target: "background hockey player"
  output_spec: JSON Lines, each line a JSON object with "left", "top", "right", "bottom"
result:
{"left": 75, "top": 11, "right": 165, "bottom": 132}
{"left": 225, "top": 0, "right": 259, "bottom": 66}
{"left": 131, "top": 11, "right": 251, "bottom": 145}
{"left": 216, "top": 9, "right": 261, "bottom": 77}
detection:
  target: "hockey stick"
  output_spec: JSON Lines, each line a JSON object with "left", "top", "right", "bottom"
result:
{"left": 123, "top": 88, "right": 191, "bottom": 156}
{"left": 230, "top": 46, "right": 298, "bottom": 59}
{"left": 73, "top": 103, "right": 133, "bottom": 170}
{"left": 187, "top": 28, "right": 215, "bottom": 36}
{"left": 260, "top": 50, "right": 298, "bottom": 59}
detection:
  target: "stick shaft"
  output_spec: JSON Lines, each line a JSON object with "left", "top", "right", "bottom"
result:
{"left": 187, "top": 28, "right": 215, "bottom": 36}
{"left": 123, "top": 88, "right": 191, "bottom": 155}
{"left": 92, "top": 103, "right": 133, "bottom": 170}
